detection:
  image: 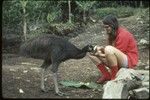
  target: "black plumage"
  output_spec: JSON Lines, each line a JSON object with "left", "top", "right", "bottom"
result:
{"left": 19, "top": 34, "right": 93, "bottom": 96}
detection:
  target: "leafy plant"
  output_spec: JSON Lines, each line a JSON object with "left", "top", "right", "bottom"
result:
{"left": 47, "top": 12, "right": 56, "bottom": 23}
{"left": 117, "top": 6, "right": 134, "bottom": 18}
{"left": 75, "top": 1, "right": 96, "bottom": 22}
{"left": 96, "top": 7, "right": 117, "bottom": 19}
{"left": 60, "top": 80, "right": 102, "bottom": 90}
{"left": 96, "top": 6, "right": 134, "bottom": 19}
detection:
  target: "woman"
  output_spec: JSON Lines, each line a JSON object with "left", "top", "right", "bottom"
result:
{"left": 88, "top": 15, "right": 139, "bottom": 84}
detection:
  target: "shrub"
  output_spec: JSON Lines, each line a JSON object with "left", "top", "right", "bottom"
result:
{"left": 117, "top": 6, "right": 134, "bottom": 18}
{"left": 47, "top": 10, "right": 61, "bottom": 23}
{"left": 95, "top": 7, "right": 134, "bottom": 19}
{"left": 48, "top": 22, "right": 78, "bottom": 36}
{"left": 95, "top": 7, "right": 117, "bottom": 19}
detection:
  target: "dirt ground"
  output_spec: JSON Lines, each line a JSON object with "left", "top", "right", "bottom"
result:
{"left": 2, "top": 54, "right": 103, "bottom": 99}
{"left": 2, "top": 16, "right": 149, "bottom": 99}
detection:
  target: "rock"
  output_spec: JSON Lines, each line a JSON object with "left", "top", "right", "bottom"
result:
{"left": 129, "top": 87, "right": 149, "bottom": 99}
{"left": 145, "top": 66, "right": 149, "bottom": 70}
{"left": 102, "top": 68, "right": 149, "bottom": 99}
{"left": 147, "top": 60, "right": 149, "bottom": 65}
{"left": 139, "top": 39, "right": 149, "bottom": 45}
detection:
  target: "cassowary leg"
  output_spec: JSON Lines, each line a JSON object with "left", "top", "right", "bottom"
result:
{"left": 52, "top": 72, "right": 67, "bottom": 96}
{"left": 40, "top": 60, "right": 51, "bottom": 92}
{"left": 51, "top": 63, "right": 67, "bottom": 96}
{"left": 41, "top": 68, "right": 46, "bottom": 92}
{"left": 52, "top": 72, "right": 59, "bottom": 93}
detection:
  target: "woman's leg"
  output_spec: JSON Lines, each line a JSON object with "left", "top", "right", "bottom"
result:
{"left": 104, "top": 45, "right": 127, "bottom": 68}
{"left": 87, "top": 53, "right": 111, "bottom": 83}
{"left": 104, "top": 45, "right": 128, "bottom": 79}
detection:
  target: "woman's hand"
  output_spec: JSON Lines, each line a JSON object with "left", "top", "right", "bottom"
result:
{"left": 94, "top": 46, "right": 105, "bottom": 58}
{"left": 95, "top": 50, "right": 105, "bottom": 57}
{"left": 87, "top": 46, "right": 106, "bottom": 65}
{"left": 88, "top": 45, "right": 105, "bottom": 57}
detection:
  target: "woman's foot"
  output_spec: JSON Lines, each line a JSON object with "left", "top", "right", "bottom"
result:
{"left": 96, "top": 75, "right": 111, "bottom": 84}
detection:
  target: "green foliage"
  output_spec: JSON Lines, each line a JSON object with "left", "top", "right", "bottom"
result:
{"left": 95, "top": 6, "right": 134, "bottom": 19}
{"left": 134, "top": 8, "right": 149, "bottom": 19}
{"left": 47, "top": 10, "right": 61, "bottom": 23}
{"left": 51, "top": 22, "right": 75, "bottom": 30}
{"left": 96, "top": 7, "right": 117, "bottom": 19}
{"left": 134, "top": 8, "right": 149, "bottom": 40}
{"left": 2, "top": 0, "right": 22, "bottom": 34}
{"left": 27, "top": 1, "right": 58, "bottom": 24}
{"left": 28, "top": 29, "right": 44, "bottom": 39}
{"left": 75, "top": 1, "right": 96, "bottom": 11}
{"left": 2, "top": 0, "right": 149, "bottom": 42}
{"left": 75, "top": 1, "right": 96, "bottom": 22}
{"left": 27, "top": 24, "right": 48, "bottom": 39}
{"left": 47, "top": 12, "right": 57, "bottom": 23}
{"left": 48, "top": 22, "right": 77, "bottom": 36}
{"left": 60, "top": 22, "right": 75, "bottom": 30}
{"left": 59, "top": 80, "right": 102, "bottom": 90}
{"left": 117, "top": 6, "right": 134, "bottom": 18}
{"left": 20, "top": 0, "right": 28, "bottom": 8}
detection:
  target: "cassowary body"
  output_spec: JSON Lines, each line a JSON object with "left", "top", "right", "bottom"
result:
{"left": 19, "top": 34, "right": 93, "bottom": 96}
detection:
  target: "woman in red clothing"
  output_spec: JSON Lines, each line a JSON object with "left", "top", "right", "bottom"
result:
{"left": 88, "top": 15, "right": 139, "bottom": 84}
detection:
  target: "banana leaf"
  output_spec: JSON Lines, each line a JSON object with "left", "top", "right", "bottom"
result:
{"left": 59, "top": 80, "right": 102, "bottom": 90}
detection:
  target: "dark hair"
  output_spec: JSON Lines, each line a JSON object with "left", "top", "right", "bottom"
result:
{"left": 102, "top": 14, "right": 119, "bottom": 45}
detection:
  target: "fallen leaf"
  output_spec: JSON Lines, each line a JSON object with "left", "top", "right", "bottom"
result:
{"left": 19, "top": 89, "right": 24, "bottom": 93}
{"left": 21, "top": 62, "right": 37, "bottom": 66}
{"left": 23, "top": 70, "right": 28, "bottom": 73}
{"left": 10, "top": 69, "right": 16, "bottom": 72}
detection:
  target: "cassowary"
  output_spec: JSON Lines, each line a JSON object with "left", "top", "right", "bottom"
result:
{"left": 19, "top": 34, "right": 94, "bottom": 96}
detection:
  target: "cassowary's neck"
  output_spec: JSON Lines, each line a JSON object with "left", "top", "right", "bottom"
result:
{"left": 71, "top": 46, "right": 88, "bottom": 59}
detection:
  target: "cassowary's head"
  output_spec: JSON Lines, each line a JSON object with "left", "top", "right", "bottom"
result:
{"left": 82, "top": 44, "right": 95, "bottom": 52}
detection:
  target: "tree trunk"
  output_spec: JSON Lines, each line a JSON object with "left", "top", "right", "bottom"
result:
{"left": 20, "top": 0, "right": 28, "bottom": 41}
{"left": 23, "top": 7, "right": 27, "bottom": 41}
{"left": 68, "top": 0, "right": 71, "bottom": 23}
{"left": 140, "top": 1, "right": 143, "bottom": 8}
{"left": 83, "top": 9, "right": 86, "bottom": 22}
{"left": 120, "top": 1, "right": 122, "bottom": 6}
{"left": 135, "top": 1, "right": 138, "bottom": 8}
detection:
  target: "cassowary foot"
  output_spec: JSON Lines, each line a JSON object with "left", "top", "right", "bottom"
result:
{"left": 41, "top": 88, "right": 48, "bottom": 93}
{"left": 56, "top": 91, "right": 68, "bottom": 96}
{"left": 41, "top": 88, "right": 52, "bottom": 93}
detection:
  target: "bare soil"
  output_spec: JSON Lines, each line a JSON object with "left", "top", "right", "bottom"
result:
{"left": 2, "top": 16, "right": 149, "bottom": 99}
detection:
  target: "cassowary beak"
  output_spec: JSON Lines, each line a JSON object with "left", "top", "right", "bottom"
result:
{"left": 88, "top": 45, "right": 94, "bottom": 52}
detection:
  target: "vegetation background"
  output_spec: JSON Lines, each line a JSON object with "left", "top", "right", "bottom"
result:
{"left": 2, "top": 0, "right": 149, "bottom": 52}
{"left": 2, "top": 0, "right": 149, "bottom": 99}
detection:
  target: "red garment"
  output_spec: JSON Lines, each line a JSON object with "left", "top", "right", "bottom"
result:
{"left": 115, "top": 27, "right": 139, "bottom": 68}
{"left": 96, "top": 64, "right": 111, "bottom": 84}
{"left": 110, "top": 65, "right": 118, "bottom": 80}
